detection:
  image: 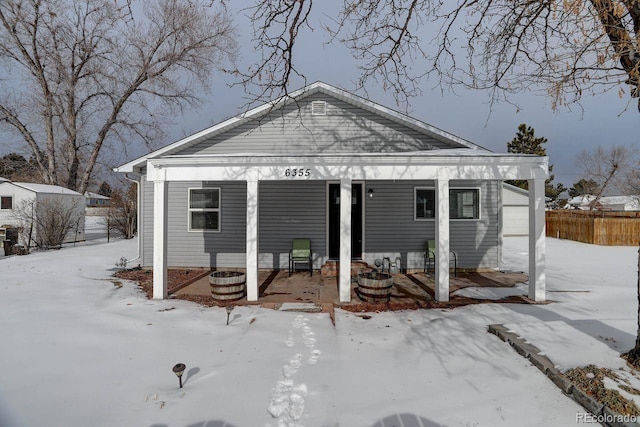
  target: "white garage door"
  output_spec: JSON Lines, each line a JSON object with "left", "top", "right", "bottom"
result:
{"left": 503, "top": 206, "right": 529, "bottom": 236}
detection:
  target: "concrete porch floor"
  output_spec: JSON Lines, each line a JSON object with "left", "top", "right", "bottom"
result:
{"left": 173, "top": 269, "right": 531, "bottom": 307}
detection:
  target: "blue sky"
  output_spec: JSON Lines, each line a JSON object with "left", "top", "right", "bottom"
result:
{"left": 161, "top": 2, "right": 638, "bottom": 190}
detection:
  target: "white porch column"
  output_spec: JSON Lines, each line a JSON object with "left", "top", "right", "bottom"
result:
{"left": 528, "top": 178, "right": 546, "bottom": 301}
{"left": 152, "top": 178, "right": 168, "bottom": 299}
{"left": 246, "top": 178, "right": 259, "bottom": 301}
{"left": 435, "top": 178, "right": 450, "bottom": 302}
{"left": 339, "top": 178, "right": 352, "bottom": 302}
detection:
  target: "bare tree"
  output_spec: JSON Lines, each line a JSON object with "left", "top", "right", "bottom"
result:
{"left": 234, "top": 0, "right": 313, "bottom": 103}
{"left": 243, "top": 1, "right": 640, "bottom": 111}
{"left": 621, "top": 157, "right": 640, "bottom": 196}
{"left": 576, "top": 145, "right": 634, "bottom": 208}
{"left": 0, "top": 0, "right": 237, "bottom": 193}
{"left": 106, "top": 184, "right": 137, "bottom": 240}
{"left": 11, "top": 197, "right": 84, "bottom": 249}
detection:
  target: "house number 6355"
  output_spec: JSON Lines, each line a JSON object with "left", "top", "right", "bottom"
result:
{"left": 284, "top": 168, "right": 311, "bottom": 177}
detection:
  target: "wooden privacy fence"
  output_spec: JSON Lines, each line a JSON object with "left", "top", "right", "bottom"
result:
{"left": 546, "top": 210, "right": 640, "bottom": 246}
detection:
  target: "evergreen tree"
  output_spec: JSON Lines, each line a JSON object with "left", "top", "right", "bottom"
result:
{"left": 568, "top": 179, "right": 600, "bottom": 198}
{"left": 506, "top": 124, "right": 566, "bottom": 203}
{"left": 98, "top": 182, "right": 112, "bottom": 197}
{"left": 0, "top": 153, "right": 41, "bottom": 182}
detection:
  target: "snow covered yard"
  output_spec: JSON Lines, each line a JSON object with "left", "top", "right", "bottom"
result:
{"left": 0, "top": 237, "right": 637, "bottom": 426}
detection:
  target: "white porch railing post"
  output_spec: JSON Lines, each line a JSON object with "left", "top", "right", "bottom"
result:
{"left": 152, "top": 177, "right": 168, "bottom": 299}
{"left": 435, "top": 178, "right": 450, "bottom": 302}
{"left": 528, "top": 178, "right": 546, "bottom": 301}
{"left": 339, "top": 178, "right": 352, "bottom": 302}
{"left": 246, "top": 178, "right": 259, "bottom": 301}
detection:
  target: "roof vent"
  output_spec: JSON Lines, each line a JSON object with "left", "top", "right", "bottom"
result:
{"left": 311, "top": 101, "right": 327, "bottom": 115}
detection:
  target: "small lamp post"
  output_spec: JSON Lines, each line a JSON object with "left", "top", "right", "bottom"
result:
{"left": 172, "top": 363, "right": 186, "bottom": 388}
{"left": 226, "top": 305, "right": 234, "bottom": 325}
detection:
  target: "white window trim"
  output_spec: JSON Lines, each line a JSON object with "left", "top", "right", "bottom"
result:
{"left": 414, "top": 187, "right": 436, "bottom": 221}
{"left": 414, "top": 186, "right": 482, "bottom": 221}
{"left": 188, "top": 187, "right": 221, "bottom": 232}
{"left": 449, "top": 187, "right": 482, "bottom": 221}
{"left": 0, "top": 195, "right": 13, "bottom": 210}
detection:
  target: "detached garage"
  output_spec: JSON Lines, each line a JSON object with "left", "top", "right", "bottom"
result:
{"left": 502, "top": 183, "right": 530, "bottom": 236}
{"left": 0, "top": 180, "right": 86, "bottom": 249}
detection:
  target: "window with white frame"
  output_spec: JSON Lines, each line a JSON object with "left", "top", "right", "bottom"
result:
{"left": 188, "top": 188, "right": 220, "bottom": 231}
{"left": 450, "top": 189, "right": 479, "bottom": 219}
{"left": 414, "top": 187, "right": 480, "bottom": 220}
{"left": 0, "top": 196, "right": 12, "bottom": 210}
{"left": 415, "top": 188, "right": 436, "bottom": 219}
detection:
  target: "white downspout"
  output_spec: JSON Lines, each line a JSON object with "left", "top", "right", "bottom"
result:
{"left": 124, "top": 172, "right": 142, "bottom": 265}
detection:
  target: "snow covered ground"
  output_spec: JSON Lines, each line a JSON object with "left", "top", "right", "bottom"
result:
{"left": 0, "top": 236, "right": 637, "bottom": 426}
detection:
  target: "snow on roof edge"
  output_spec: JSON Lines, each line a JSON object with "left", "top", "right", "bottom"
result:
{"left": 7, "top": 182, "right": 83, "bottom": 196}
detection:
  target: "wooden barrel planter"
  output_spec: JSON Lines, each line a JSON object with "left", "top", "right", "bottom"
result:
{"left": 357, "top": 271, "right": 393, "bottom": 303}
{"left": 209, "top": 271, "right": 246, "bottom": 301}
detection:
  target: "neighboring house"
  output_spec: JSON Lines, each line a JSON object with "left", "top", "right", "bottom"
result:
{"left": 85, "top": 192, "right": 111, "bottom": 207}
{"left": 0, "top": 180, "right": 85, "bottom": 246}
{"left": 501, "top": 183, "right": 530, "bottom": 236}
{"left": 115, "top": 81, "right": 548, "bottom": 303}
{"left": 594, "top": 196, "right": 640, "bottom": 211}
{"left": 567, "top": 194, "right": 640, "bottom": 211}
{"left": 566, "top": 195, "right": 596, "bottom": 210}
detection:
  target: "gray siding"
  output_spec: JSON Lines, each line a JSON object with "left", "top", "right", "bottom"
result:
{"left": 175, "top": 93, "right": 462, "bottom": 156}
{"left": 364, "top": 180, "right": 500, "bottom": 270}
{"left": 258, "top": 181, "right": 327, "bottom": 269}
{"left": 142, "top": 178, "right": 500, "bottom": 270}
{"left": 143, "top": 180, "right": 247, "bottom": 267}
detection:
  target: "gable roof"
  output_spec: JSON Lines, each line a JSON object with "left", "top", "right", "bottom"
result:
{"left": 84, "top": 192, "right": 110, "bottom": 200}
{"left": 115, "top": 81, "right": 489, "bottom": 173}
{"left": 502, "top": 182, "right": 530, "bottom": 196}
{"left": 1, "top": 181, "right": 82, "bottom": 196}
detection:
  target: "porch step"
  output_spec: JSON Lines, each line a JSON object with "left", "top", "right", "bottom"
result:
{"left": 321, "top": 260, "right": 372, "bottom": 278}
{"left": 278, "top": 302, "right": 323, "bottom": 313}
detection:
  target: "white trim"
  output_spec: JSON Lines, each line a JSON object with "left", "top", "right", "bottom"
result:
{"left": 146, "top": 154, "right": 548, "bottom": 184}
{"left": 360, "top": 182, "right": 367, "bottom": 261}
{"left": 435, "top": 179, "right": 450, "bottom": 302}
{"left": 339, "top": 178, "right": 352, "bottom": 302}
{"left": 529, "top": 178, "right": 546, "bottom": 301}
{"left": 414, "top": 186, "right": 436, "bottom": 221}
{"left": 187, "top": 187, "right": 221, "bottom": 232}
{"left": 414, "top": 186, "right": 482, "bottom": 221}
{"left": 153, "top": 179, "right": 168, "bottom": 299}
{"left": 246, "top": 179, "right": 259, "bottom": 301}
{"left": 449, "top": 187, "right": 481, "bottom": 221}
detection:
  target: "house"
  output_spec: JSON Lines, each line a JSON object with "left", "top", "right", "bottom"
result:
{"left": 501, "top": 183, "right": 530, "bottom": 236}
{"left": 85, "top": 192, "right": 111, "bottom": 207}
{"left": 566, "top": 195, "right": 596, "bottom": 210}
{"left": 567, "top": 194, "right": 640, "bottom": 211}
{"left": 115, "top": 82, "right": 548, "bottom": 303}
{"left": 0, "top": 180, "right": 85, "bottom": 247}
{"left": 594, "top": 196, "right": 640, "bottom": 211}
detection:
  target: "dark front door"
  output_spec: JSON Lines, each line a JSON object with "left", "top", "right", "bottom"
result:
{"left": 328, "top": 183, "right": 363, "bottom": 259}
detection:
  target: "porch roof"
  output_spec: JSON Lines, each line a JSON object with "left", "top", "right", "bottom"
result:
{"left": 145, "top": 149, "right": 548, "bottom": 183}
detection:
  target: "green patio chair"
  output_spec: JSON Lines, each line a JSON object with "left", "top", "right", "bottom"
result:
{"left": 425, "top": 239, "right": 458, "bottom": 277}
{"left": 289, "top": 239, "right": 313, "bottom": 277}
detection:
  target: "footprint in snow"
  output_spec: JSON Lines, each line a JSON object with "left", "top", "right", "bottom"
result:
{"left": 308, "top": 349, "right": 321, "bottom": 365}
